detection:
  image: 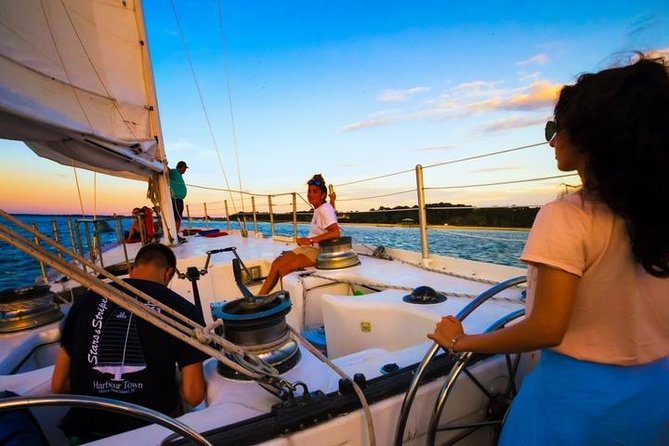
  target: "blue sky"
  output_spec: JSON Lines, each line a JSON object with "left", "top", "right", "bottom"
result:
{"left": 2, "top": 0, "right": 668, "bottom": 215}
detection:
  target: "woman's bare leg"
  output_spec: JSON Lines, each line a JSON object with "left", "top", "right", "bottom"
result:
{"left": 259, "top": 252, "right": 313, "bottom": 294}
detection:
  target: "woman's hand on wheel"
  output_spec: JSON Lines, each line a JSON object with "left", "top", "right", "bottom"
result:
{"left": 428, "top": 315, "right": 464, "bottom": 348}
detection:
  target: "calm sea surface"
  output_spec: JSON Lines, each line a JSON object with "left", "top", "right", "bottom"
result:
{"left": 0, "top": 215, "right": 528, "bottom": 291}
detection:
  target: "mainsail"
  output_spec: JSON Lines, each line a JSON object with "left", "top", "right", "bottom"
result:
{"left": 0, "top": 0, "right": 164, "bottom": 180}
{"left": 0, "top": 0, "right": 178, "bottom": 240}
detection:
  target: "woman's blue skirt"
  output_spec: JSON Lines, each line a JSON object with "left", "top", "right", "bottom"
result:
{"left": 499, "top": 349, "right": 669, "bottom": 445}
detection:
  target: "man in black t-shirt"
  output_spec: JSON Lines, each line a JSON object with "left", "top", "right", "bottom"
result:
{"left": 51, "top": 243, "right": 208, "bottom": 442}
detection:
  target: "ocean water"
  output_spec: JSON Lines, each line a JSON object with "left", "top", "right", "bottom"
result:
{"left": 0, "top": 214, "right": 136, "bottom": 292}
{"left": 0, "top": 215, "right": 528, "bottom": 291}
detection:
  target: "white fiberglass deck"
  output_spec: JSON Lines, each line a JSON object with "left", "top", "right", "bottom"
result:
{"left": 0, "top": 230, "right": 529, "bottom": 445}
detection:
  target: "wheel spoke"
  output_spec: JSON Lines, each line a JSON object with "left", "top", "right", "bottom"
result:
{"left": 503, "top": 353, "right": 521, "bottom": 397}
{"left": 411, "top": 278, "right": 526, "bottom": 446}
{"left": 439, "top": 420, "right": 502, "bottom": 431}
{"left": 463, "top": 368, "right": 493, "bottom": 400}
{"left": 441, "top": 426, "right": 481, "bottom": 445}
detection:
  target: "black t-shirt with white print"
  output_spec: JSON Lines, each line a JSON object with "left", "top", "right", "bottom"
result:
{"left": 59, "top": 278, "right": 209, "bottom": 439}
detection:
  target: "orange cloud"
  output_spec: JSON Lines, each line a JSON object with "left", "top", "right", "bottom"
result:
{"left": 497, "top": 80, "right": 562, "bottom": 111}
{"left": 342, "top": 77, "right": 563, "bottom": 131}
{"left": 427, "top": 80, "right": 561, "bottom": 114}
{"left": 646, "top": 47, "right": 669, "bottom": 61}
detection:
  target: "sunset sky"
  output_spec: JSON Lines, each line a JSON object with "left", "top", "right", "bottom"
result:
{"left": 1, "top": 0, "right": 668, "bottom": 216}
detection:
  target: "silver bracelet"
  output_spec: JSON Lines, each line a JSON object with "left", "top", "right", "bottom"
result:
{"left": 447, "top": 335, "right": 462, "bottom": 355}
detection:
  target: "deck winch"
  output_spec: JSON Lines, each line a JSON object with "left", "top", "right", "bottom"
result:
{"left": 316, "top": 236, "right": 360, "bottom": 269}
{"left": 0, "top": 285, "right": 63, "bottom": 333}
{"left": 211, "top": 290, "right": 300, "bottom": 379}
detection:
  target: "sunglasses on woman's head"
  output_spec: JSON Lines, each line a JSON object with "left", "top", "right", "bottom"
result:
{"left": 545, "top": 120, "right": 559, "bottom": 142}
{"left": 308, "top": 179, "right": 323, "bottom": 186}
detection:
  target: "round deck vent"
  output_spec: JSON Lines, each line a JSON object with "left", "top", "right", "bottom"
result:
{"left": 0, "top": 285, "right": 64, "bottom": 333}
{"left": 316, "top": 236, "right": 360, "bottom": 270}
{"left": 402, "top": 285, "right": 447, "bottom": 304}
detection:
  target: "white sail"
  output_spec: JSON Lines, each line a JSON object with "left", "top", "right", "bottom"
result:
{"left": 0, "top": 0, "right": 164, "bottom": 180}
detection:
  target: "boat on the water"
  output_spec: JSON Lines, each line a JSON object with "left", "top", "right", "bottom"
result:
{"left": 0, "top": 1, "right": 572, "bottom": 445}
{"left": 0, "top": 222, "right": 531, "bottom": 445}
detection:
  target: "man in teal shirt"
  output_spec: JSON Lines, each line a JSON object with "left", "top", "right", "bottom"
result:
{"left": 169, "top": 160, "right": 188, "bottom": 243}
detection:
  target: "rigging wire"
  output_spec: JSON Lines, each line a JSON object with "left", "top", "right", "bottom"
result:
{"left": 296, "top": 193, "right": 311, "bottom": 208}
{"left": 425, "top": 173, "right": 579, "bottom": 190}
{"left": 186, "top": 172, "right": 574, "bottom": 208}
{"left": 335, "top": 168, "right": 414, "bottom": 188}
{"left": 185, "top": 141, "right": 565, "bottom": 213}
{"left": 337, "top": 174, "right": 578, "bottom": 202}
{"left": 217, "top": 1, "right": 245, "bottom": 213}
{"left": 93, "top": 170, "right": 97, "bottom": 219}
{"left": 71, "top": 163, "right": 85, "bottom": 215}
{"left": 187, "top": 184, "right": 258, "bottom": 195}
{"left": 421, "top": 141, "right": 547, "bottom": 170}
{"left": 336, "top": 189, "right": 417, "bottom": 202}
{"left": 184, "top": 172, "right": 575, "bottom": 218}
{"left": 333, "top": 141, "right": 547, "bottom": 188}
{"left": 168, "top": 0, "right": 238, "bottom": 213}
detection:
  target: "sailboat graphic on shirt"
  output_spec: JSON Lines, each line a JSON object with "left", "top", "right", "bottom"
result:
{"left": 94, "top": 308, "right": 147, "bottom": 380}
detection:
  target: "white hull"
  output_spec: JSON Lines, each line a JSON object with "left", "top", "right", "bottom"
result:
{"left": 0, "top": 230, "right": 535, "bottom": 445}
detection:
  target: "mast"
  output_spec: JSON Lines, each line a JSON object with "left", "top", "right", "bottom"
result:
{"left": 134, "top": 0, "right": 178, "bottom": 244}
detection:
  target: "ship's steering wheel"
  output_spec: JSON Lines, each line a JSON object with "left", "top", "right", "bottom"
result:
{"left": 0, "top": 394, "right": 212, "bottom": 446}
{"left": 393, "top": 275, "right": 527, "bottom": 446}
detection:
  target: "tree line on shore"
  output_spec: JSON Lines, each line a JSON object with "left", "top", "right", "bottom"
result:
{"left": 230, "top": 202, "right": 540, "bottom": 229}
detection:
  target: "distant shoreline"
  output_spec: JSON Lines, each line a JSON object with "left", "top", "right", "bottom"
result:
{"left": 339, "top": 222, "right": 529, "bottom": 232}
{"left": 11, "top": 214, "right": 529, "bottom": 232}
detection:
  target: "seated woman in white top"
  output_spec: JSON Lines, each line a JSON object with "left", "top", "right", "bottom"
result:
{"left": 258, "top": 174, "right": 339, "bottom": 295}
{"left": 429, "top": 57, "right": 669, "bottom": 445}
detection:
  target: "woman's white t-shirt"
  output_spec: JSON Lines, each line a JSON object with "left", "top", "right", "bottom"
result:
{"left": 308, "top": 203, "right": 338, "bottom": 244}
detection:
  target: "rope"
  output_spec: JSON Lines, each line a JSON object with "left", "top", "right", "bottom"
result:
{"left": 0, "top": 222, "right": 252, "bottom": 374}
{"left": 194, "top": 319, "right": 224, "bottom": 344}
{"left": 297, "top": 246, "right": 525, "bottom": 304}
{"left": 0, "top": 210, "right": 275, "bottom": 380}
{"left": 303, "top": 271, "right": 479, "bottom": 300}
{"left": 288, "top": 325, "right": 376, "bottom": 446}
{"left": 243, "top": 332, "right": 293, "bottom": 353}
{"left": 356, "top": 245, "right": 500, "bottom": 285}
